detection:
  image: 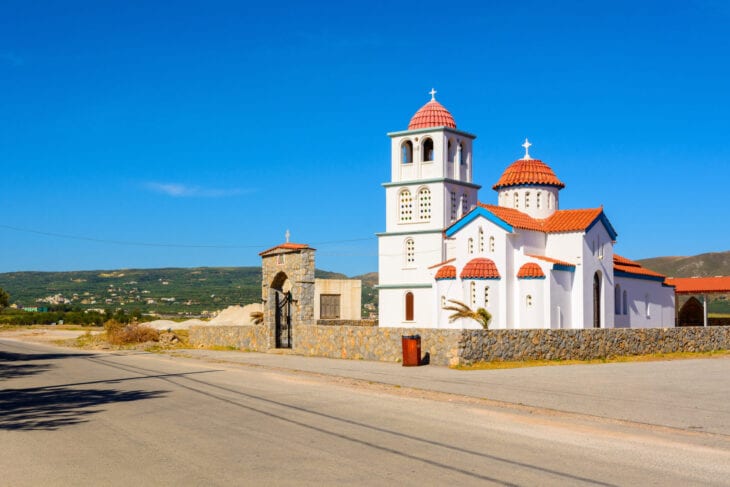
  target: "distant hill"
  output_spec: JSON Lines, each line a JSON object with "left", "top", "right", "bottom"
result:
{"left": 0, "top": 267, "right": 371, "bottom": 317}
{"left": 637, "top": 251, "right": 730, "bottom": 278}
{"left": 4, "top": 251, "right": 729, "bottom": 319}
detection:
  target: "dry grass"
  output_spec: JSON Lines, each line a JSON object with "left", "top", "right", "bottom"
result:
{"left": 105, "top": 320, "right": 160, "bottom": 346}
{"left": 455, "top": 349, "right": 730, "bottom": 370}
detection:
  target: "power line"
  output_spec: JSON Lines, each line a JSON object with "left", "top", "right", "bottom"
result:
{"left": 0, "top": 224, "right": 377, "bottom": 249}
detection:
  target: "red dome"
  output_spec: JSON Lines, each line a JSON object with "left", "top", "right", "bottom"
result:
{"left": 460, "top": 258, "right": 500, "bottom": 279}
{"left": 408, "top": 100, "right": 456, "bottom": 130}
{"left": 493, "top": 158, "right": 565, "bottom": 190}
{"left": 517, "top": 263, "right": 545, "bottom": 279}
{"left": 434, "top": 265, "right": 456, "bottom": 280}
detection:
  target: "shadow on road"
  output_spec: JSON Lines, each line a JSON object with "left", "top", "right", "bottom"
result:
{"left": 0, "top": 349, "right": 94, "bottom": 381}
{"left": 0, "top": 349, "right": 167, "bottom": 431}
{"left": 0, "top": 385, "right": 167, "bottom": 431}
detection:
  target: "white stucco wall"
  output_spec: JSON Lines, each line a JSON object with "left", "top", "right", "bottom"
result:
{"left": 497, "top": 186, "right": 560, "bottom": 219}
{"left": 515, "top": 277, "right": 547, "bottom": 328}
{"left": 378, "top": 287, "right": 433, "bottom": 328}
{"left": 615, "top": 276, "right": 675, "bottom": 328}
{"left": 549, "top": 269, "right": 574, "bottom": 329}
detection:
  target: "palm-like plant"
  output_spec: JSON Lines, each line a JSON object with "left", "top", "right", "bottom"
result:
{"left": 250, "top": 311, "right": 264, "bottom": 325}
{"left": 442, "top": 299, "right": 492, "bottom": 329}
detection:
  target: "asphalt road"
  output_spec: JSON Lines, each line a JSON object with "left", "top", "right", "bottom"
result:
{"left": 2, "top": 339, "right": 729, "bottom": 486}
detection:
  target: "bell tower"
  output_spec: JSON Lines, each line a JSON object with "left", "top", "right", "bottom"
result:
{"left": 377, "top": 91, "right": 481, "bottom": 327}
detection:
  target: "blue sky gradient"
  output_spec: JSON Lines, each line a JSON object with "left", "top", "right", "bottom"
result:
{"left": 1, "top": 1, "right": 728, "bottom": 276}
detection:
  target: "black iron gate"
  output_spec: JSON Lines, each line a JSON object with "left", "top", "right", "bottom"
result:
{"left": 275, "top": 290, "right": 292, "bottom": 348}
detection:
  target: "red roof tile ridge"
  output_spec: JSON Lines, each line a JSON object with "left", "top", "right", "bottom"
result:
{"left": 526, "top": 254, "right": 575, "bottom": 267}
{"left": 428, "top": 258, "right": 456, "bottom": 269}
{"left": 613, "top": 254, "right": 642, "bottom": 267}
{"left": 258, "top": 242, "right": 312, "bottom": 255}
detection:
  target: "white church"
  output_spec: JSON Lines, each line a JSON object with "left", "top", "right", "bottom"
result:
{"left": 377, "top": 92, "right": 675, "bottom": 329}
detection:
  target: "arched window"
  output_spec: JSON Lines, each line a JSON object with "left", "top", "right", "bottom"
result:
{"left": 422, "top": 138, "right": 434, "bottom": 162}
{"left": 514, "top": 192, "right": 519, "bottom": 208}
{"left": 441, "top": 295, "right": 446, "bottom": 308}
{"left": 399, "top": 190, "right": 413, "bottom": 222}
{"left": 405, "top": 292, "right": 414, "bottom": 321}
{"left": 461, "top": 193, "right": 468, "bottom": 216}
{"left": 525, "top": 192, "right": 530, "bottom": 208}
{"left": 405, "top": 238, "right": 415, "bottom": 265}
{"left": 623, "top": 290, "right": 628, "bottom": 315}
{"left": 470, "top": 281, "right": 476, "bottom": 306}
{"left": 537, "top": 192, "right": 542, "bottom": 209}
{"left": 478, "top": 227, "right": 485, "bottom": 253}
{"left": 468, "top": 238, "right": 474, "bottom": 254}
{"left": 457, "top": 143, "right": 464, "bottom": 165}
{"left": 447, "top": 140, "right": 454, "bottom": 162}
{"left": 401, "top": 140, "right": 413, "bottom": 164}
{"left": 615, "top": 285, "right": 621, "bottom": 314}
{"left": 593, "top": 272, "right": 601, "bottom": 328}
{"left": 484, "top": 286, "right": 489, "bottom": 307}
{"left": 645, "top": 294, "right": 651, "bottom": 318}
{"left": 489, "top": 236, "right": 495, "bottom": 253}
{"left": 526, "top": 295, "right": 533, "bottom": 307}
{"left": 450, "top": 192, "right": 457, "bottom": 221}
{"left": 417, "top": 187, "right": 431, "bottom": 221}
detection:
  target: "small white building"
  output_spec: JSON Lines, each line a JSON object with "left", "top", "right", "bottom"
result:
{"left": 377, "top": 93, "right": 675, "bottom": 329}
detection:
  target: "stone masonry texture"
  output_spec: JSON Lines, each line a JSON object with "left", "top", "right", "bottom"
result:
{"left": 189, "top": 325, "right": 730, "bottom": 366}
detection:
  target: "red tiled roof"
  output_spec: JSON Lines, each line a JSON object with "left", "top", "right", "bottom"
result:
{"left": 434, "top": 265, "right": 457, "bottom": 280}
{"left": 492, "top": 158, "right": 565, "bottom": 190}
{"left": 517, "top": 263, "right": 545, "bottom": 278}
{"left": 614, "top": 263, "right": 666, "bottom": 279}
{"left": 258, "top": 242, "right": 311, "bottom": 256}
{"left": 460, "top": 258, "right": 500, "bottom": 279}
{"left": 479, "top": 203, "right": 542, "bottom": 231}
{"left": 408, "top": 100, "right": 457, "bottom": 130}
{"left": 665, "top": 276, "right": 730, "bottom": 294}
{"left": 526, "top": 254, "right": 576, "bottom": 268}
{"left": 613, "top": 254, "right": 642, "bottom": 267}
{"left": 544, "top": 208, "right": 604, "bottom": 233}
{"left": 478, "top": 203, "right": 604, "bottom": 234}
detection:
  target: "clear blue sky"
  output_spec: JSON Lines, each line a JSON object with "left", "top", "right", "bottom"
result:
{"left": 1, "top": 0, "right": 728, "bottom": 276}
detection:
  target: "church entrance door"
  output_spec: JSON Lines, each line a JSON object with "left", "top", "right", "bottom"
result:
{"left": 275, "top": 290, "right": 292, "bottom": 348}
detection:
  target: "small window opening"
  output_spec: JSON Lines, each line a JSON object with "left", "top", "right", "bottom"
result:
{"left": 422, "top": 138, "right": 434, "bottom": 162}
{"left": 401, "top": 140, "right": 413, "bottom": 164}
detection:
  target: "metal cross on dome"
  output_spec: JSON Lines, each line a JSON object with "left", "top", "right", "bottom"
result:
{"left": 429, "top": 88, "right": 437, "bottom": 101}
{"left": 522, "top": 138, "right": 532, "bottom": 160}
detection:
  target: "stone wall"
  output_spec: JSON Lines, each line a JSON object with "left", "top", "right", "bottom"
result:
{"left": 293, "top": 324, "right": 461, "bottom": 366}
{"left": 459, "top": 326, "right": 730, "bottom": 364}
{"left": 315, "top": 319, "right": 377, "bottom": 327}
{"left": 189, "top": 323, "right": 730, "bottom": 366}
{"left": 189, "top": 325, "right": 271, "bottom": 352}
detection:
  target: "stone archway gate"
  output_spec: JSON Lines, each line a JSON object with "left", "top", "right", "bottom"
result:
{"left": 259, "top": 242, "right": 316, "bottom": 349}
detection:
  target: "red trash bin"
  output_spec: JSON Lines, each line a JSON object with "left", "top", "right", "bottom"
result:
{"left": 401, "top": 334, "right": 421, "bottom": 366}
